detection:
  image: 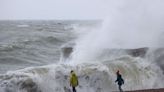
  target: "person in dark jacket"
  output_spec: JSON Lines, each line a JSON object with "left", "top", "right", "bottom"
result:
{"left": 115, "top": 70, "right": 124, "bottom": 92}
{"left": 70, "top": 70, "right": 78, "bottom": 92}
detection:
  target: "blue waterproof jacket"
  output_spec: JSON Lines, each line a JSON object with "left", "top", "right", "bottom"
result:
{"left": 115, "top": 74, "right": 124, "bottom": 85}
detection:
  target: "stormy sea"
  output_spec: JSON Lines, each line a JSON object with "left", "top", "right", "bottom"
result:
{"left": 0, "top": 20, "right": 164, "bottom": 92}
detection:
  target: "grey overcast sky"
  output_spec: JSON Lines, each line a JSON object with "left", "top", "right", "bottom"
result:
{"left": 0, "top": 0, "right": 109, "bottom": 20}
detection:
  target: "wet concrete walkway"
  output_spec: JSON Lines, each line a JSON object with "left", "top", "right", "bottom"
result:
{"left": 125, "top": 88, "right": 164, "bottom": 92}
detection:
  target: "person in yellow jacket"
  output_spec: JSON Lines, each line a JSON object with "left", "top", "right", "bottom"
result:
{"left": 70, "top": 70, "right": 78, "bottom": 92}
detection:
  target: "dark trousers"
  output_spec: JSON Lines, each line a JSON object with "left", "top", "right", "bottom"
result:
{"left": 118, "top": 85, "right": 123, "bottom": 92}
{"left": 72, "top": 87, "right": 76, "bottom": 92}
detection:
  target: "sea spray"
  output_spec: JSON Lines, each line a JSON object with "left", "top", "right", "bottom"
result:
{"left": 71, "top": 0, "right": 164, "bottom": 63}
{"left": 0, "top": 1, "right": 164, "bottom": 92}
{"left": 0, "top": 56, "right": 164, "bottom": 92}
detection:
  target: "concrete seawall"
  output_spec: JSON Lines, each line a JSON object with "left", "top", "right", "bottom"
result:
{"left": 124, "top": 88, "right": 164, "bottom": 92}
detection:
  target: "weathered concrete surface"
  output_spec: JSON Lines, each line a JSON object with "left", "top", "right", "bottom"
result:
{"left": 124, "top": 88, "right": 164, "bottom": 92}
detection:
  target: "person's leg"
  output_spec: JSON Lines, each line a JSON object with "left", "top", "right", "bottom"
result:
{"left": 73, "top": 87, "right": 76, "bottom": 92}
{"left": 119, "top": 85, "right": 123, "bottom": 92}
{"left": 72, "top": 87, "right": 74, "bottom": 92}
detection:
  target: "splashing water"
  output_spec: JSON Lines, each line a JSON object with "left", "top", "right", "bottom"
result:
{"left": 1, "top": 0, "right": 164, "bottom": 92}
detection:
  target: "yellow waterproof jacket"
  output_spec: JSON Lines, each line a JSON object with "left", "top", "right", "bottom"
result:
{"left": 70, "top": 72, "right": 78, "bottom": 87}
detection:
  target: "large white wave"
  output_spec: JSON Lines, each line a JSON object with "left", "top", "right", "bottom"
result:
{"left": 0, "top": 54, "right": 164, "bottom": 92}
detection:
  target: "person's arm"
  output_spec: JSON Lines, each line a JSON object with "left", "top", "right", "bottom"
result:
{"left": 70, "top": 76, "right": 72, "bottom": 86}
{"left": 77, "top": 80, "right": 79, "bottom": 85}
{"left": 122, "top": 78, "right": 124, "bottom": 84}
{"left": 115, "top": 75, "right": 119, "bottom": 83}
{"left": 115, "top": 78, "right": 118, "bottom": 83}
{"left": 76, "top": 76, "right": 79, "bottom": 85}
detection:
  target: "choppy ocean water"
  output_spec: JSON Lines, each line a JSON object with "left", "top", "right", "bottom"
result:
{"left": 0, "top": 20, "right": 164, "bottom": 92}
{"left": 0, "top": 20, "right": 80, "bottom": 73}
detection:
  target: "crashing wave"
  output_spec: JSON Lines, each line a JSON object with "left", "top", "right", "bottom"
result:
{"left": 0, "top": 54, "right": 164, "bottom": 92}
